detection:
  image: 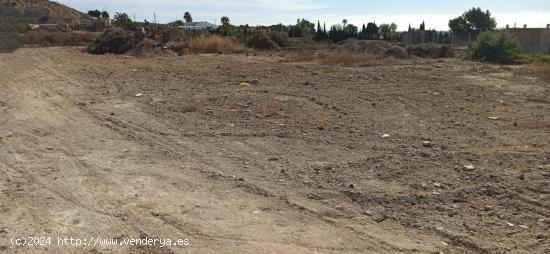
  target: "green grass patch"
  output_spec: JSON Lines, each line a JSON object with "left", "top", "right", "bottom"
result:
{"left": 519, "top": 53, "right": 550, "bottom": 64}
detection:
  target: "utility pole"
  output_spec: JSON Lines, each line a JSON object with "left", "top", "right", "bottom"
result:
{"left": 133, "top": 13, "right": 136, "bottom": 22}
{"left": 154, "top": 12, "right": 157, "bottom": 24}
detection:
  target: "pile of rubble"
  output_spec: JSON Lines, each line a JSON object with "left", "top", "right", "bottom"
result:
{"left": 407, "top": 44, "right": 455, "bottom": 58}
{"left": 87, "top": 28, "right": 148, "bottom": 55}
{"left": 340, "top": 40, "right": 408, "bottom": 58}
{"left": 341, "top": 40, "right": 456, "bottom": 59}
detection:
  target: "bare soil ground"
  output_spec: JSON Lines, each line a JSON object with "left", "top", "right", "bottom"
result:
{"left": 0, "top": 47, "right": 549, "bottom": 253}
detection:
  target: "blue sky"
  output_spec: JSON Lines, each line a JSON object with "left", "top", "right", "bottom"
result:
{"left": 58, "top": 0, "right": 550, "bottom": 30}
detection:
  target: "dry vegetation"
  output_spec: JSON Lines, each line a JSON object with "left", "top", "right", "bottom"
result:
{"left": 20, "top": 31, "right": 100, "bottom": 46}
{"left": 284, "top": 50, "right": 402, "bottom": 67}
{"left": 541, "top": 63, "right": 550, "bottom": 81}
{"left": 188, "top": 35, "right": 247, "bottom": 54}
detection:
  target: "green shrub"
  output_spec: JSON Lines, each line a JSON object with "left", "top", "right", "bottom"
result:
{"left": 466, "top": 31, "right": 522, "bottom": 64}
{"left": 270, "top": 32, "right": 289, "bottom": 47}
{"left": 246, "top": 31, "right": 277, "bottom": 49}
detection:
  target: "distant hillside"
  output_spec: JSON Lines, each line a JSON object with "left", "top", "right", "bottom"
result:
{"left": 0, "top": 0, "right": 85, "bottom": 25}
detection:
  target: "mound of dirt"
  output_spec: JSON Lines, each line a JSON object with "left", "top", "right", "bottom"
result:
{"left": 127, "top": 38, "right": 174, "bottom": 57}
{"left": 407, "top": 44, "right": 455, "bottom": 58}
{"left": 341, "top": 40, "right": 408, "bottom": 58}
{"left": 385, "top": 46, "right": 408, "bottom": 59}
{"left": 342, "top": 40, "right": 392, "bottom": 54}
{"left": 0, "top": 17, "right": 20, "bottom": 53}
{"left": 87, "top": 28, "right": 146, "bottom": 55}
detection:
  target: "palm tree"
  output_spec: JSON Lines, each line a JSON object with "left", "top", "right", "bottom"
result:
{"left": 184, "top": 12, "right": 192, "bottom": 23}
{"left": 221, "top": 16, "right": 230, "bottom": 26}
{"left": 342, "top": 19, "right": 348, "bottom": 34}
{"left": 221, "top": 16, "right": 230, "bottom": 36}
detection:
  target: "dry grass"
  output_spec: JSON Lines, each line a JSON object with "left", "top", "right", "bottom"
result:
{"left": 541, "top": 64, "right": 550, "bottom": 82}
{"left": 188, "top": 35, "right": 246, "bottom": 54}
{"left": 20, "top": 31, "right": 100, "bottom": 46}
{"left": 284, "top": 50, "right": 401, "bottom": 67}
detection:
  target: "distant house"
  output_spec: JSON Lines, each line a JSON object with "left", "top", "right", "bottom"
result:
{"left": 505, "top": 25, "right": 550, "bottom": 53}
{"left": 80, "top": 17, "right": 111, "bottom": 31}
{"left": 183, "top": 21, "right": 217, "bottom": 32}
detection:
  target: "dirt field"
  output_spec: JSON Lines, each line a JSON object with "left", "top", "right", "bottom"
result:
{"left": 0, "top": 47, "right": 549, "bottom": 253}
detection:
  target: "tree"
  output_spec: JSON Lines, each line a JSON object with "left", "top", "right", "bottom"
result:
{"left": 449, "top": 7, "right": 497, "bottom": 36}
{"left": 113, "top": 12, "right": 135, "bottom": 30}
{"left": 174, "top": 20, "right": 184, "bottom": 26}
{"left": 101, "top": 11, "right": 109, "bottom": 19}
{"left": 298, "top": 19, "right": 315, "bottom": 34}
{"left": 289, "top": 19, "right": 315, "bottom": 38}
{"left": 379, "top": 23, "right": 397, "bottom": 40}
{"left": 389, "top": 23, "right": 397, "bottom": 33}
{"left": 379, "top": 23, "right": 390, "bottom": 34}
{"left": 220, "top": 16, "right": 230, "bottom": 36}
{"left": 288, "top": 25, "right": 303, "bottom": 37}
{"left": 315, "top": 20, "right": 327, "bottom": 41}
{"left": 449, "top": 16, "right": 470, "bottom": 35}
{"left": 342, "top": 19, "right": 348, "bottom": 28}
{"left": 365, "top": 22, "right": 378, "bottom": 39}
{"left": 464, "top": 8, "right": 496, "bottom": 31}
{"left": 221, "top": 16, "right": 230, "bottom": 26}
{"left": 346, "top": 24, "right": 358, "bottom": 38}
{"left": 87, "top": 10, "right": 101, "bottom": 18}
{"left": 420, "top": 21, "right": 425, "bottom": 31}
{"left": 184, "top": 12, "right": 193, "bottom": 23}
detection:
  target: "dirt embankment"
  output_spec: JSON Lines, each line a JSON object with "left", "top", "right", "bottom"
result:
{"left": 0, "top": 47, "right": 549, "bottom": 253}
{"left": 0, "top": 17, "right": 20, "bottom": 52}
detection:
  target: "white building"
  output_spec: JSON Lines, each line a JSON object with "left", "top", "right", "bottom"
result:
{"left": 183, "top": 22, "right": 217, "bottom": 32}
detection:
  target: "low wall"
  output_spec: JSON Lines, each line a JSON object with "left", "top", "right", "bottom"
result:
{"left": 505, "top": 28, "right": 550, "bottom": 53}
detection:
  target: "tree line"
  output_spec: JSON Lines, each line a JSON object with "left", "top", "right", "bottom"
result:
{"left": 105, "top": 7, "right": 498, "bottom": 44}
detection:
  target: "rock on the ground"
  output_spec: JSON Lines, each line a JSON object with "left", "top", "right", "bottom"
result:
{"left": 463, "top": 164, "right": 475, "bottom": 171}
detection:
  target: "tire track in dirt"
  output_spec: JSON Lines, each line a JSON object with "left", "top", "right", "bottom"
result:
{"left": 0, "top": 48, "right": 446, "bottom": 253}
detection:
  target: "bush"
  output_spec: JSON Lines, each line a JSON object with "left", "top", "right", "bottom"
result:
{"left": 270, "top": 32, "right": 289, "bottom": 47}
{"left": 189, "top": 35, "right": 245, "bottom": 54}
{"left": 246, "top": 31, "right": 277, "bottom": 49}
{"left": 466, "top": 32, "right": 522, "bottom": 64}
{"left": 385, "top": 46, "right": 408, "bottom": 59}
{"left": 113, "top": 12, "right": 136, "bottom": 30}
{"left": 87, "top": 28, "right": 144, "bottom": 54}
{"left": 284, "top": 51, "right": 400, "bottom": 67}
{"left": 407, "top": 44, "right": 455, "bottom": 58}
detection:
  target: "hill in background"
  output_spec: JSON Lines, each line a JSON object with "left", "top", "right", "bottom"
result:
{"left": 0, "top": 0, "right": 85, "bottom": 29}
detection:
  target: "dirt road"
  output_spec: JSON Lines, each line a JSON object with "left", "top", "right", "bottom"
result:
{"left": 0, "top": 47, "right": 549, "bottom": 253}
